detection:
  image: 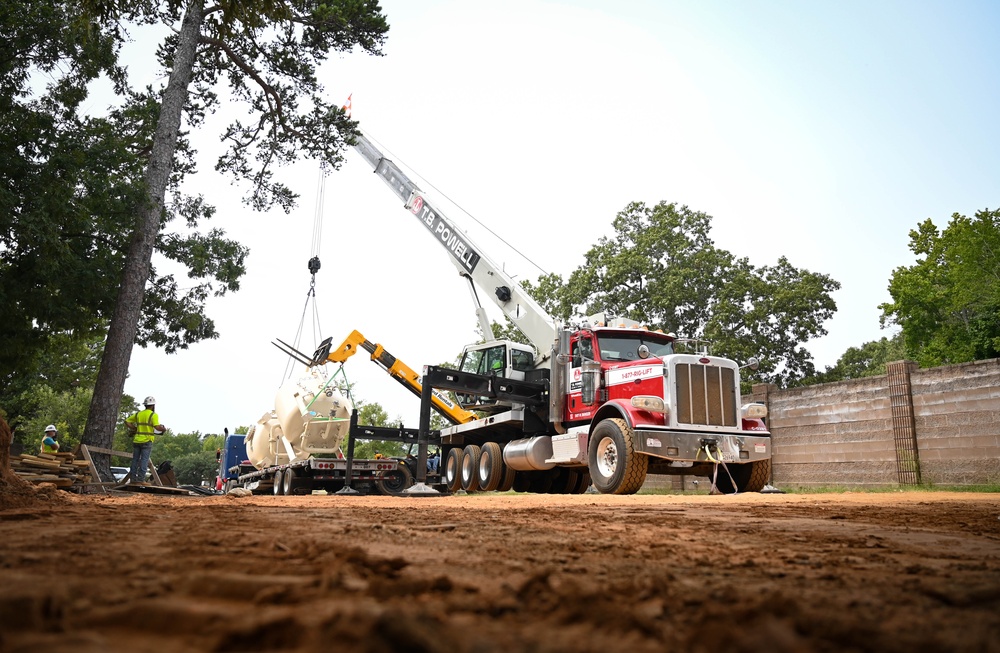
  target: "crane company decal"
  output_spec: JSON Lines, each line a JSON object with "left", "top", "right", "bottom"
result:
{"left": 569, "top": 366, "right": 582, "bottom": 391}
{"left": 409, "top": 196, "right": 481, "bottom": 273}
{"left": 606, "top": 365, "right": 661, "bottom": 386}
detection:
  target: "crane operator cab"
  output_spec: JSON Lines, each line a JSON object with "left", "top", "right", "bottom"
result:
{"left": 456, "top": 340, "right": 536, "bottom": 412}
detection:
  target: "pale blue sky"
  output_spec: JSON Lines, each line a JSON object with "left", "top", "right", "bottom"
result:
{"left": 120, "top": 0, "right": 999, "bottom": 433}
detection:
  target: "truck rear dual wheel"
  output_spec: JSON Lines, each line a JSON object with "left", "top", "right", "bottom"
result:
{"left": 477, "top": 442, "right": 504, "bottom": 492}
{"left": 713, "top": 459, "right": 771, "bottom": 493}
{"left": 445, "top": 448, "right": 463, "bottom": 493}
{"left": 460, "top": 444, "right": 482, "bottom": 492}
{"left": 273, "top": 469, "right": 284, "bottom": 495}
{"left": 588, "top": 418, "right": 648, "bottom": 495}
{"left": 497, "top": 457, "right": 517, "bottom": 492}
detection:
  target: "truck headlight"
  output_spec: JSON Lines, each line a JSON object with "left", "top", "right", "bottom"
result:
{"left": 631, "top": 396, "right": 667, "bottom": 413}
{"left": 741, "top": 403, "right": 767, "bottom": 419}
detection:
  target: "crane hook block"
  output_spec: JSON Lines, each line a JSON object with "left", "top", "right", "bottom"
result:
{"left": 308, "top": 256, "right": 321, "bottom": 275}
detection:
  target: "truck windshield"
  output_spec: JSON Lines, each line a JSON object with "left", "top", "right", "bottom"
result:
{"left": 597, "top": 334, "right": 674, "bottom": 362}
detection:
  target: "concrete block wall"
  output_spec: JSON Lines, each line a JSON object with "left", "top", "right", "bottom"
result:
{"left": 762, "top": 375, "right": 898, "bottom": 488}
{"left": 759, "top": 357, "right": 1000, "bottom": 489}
{"left": 909, "top": 358, "right": 1000, "bottom": 485}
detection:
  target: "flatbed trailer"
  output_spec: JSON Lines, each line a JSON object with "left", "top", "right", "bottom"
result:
{"left": 232, "top": 410, "right": 447, "bottom": 495}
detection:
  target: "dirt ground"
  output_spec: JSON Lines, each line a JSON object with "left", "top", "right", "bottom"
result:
{"left": 1, "top": 488, "right": 999, "bottom": 653}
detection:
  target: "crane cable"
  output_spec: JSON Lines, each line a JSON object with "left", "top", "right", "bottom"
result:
{"left": 282, "top": 165, "right": 328, "bottom": 382}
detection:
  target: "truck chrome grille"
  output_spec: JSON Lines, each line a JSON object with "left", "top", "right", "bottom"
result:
{"left": 675, "top": 363, "right": 737, "bottom": 427}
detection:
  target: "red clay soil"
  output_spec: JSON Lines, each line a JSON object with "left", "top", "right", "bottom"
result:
{"left": 0, "top": 488, "right": 998, "bottom": 653}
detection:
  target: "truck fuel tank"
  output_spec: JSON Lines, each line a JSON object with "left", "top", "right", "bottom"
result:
{"left": 503, "top": 436, "right": 556, "bottom": 471}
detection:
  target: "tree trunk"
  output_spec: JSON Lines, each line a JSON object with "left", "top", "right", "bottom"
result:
{"left": 82, "top": 0, "right": 205, "bottom": 475}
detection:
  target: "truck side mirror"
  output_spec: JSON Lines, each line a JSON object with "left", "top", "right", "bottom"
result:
{"left": 580, "top": 360, "right": 601, "bottom": 406}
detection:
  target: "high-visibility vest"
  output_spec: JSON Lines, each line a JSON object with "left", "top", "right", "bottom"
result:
{"left": 40, "top": 437, "right": 58, "bottom": 454}
{"left": 126, "top": 409, "right": 161, "bottom": 443}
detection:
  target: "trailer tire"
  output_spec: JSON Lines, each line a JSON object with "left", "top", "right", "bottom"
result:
{"left": 477, "top": 442, "right": 503, "bottom": 492}
{"left": 528, "top": 470, "right": 554, "bottom": 494}
{"left": 273, "top": 469, "right": 284, "bottom": 495}
{"left": 512, "top": 471, "right": 532, "bottom": 493}
{"left": 376, "top": 465, "right": 413, "bottom": 496}
{"left": 497, "top": 460, "right": 517, "bottom": 492}
{"left": 461, "top": 444, "right": 482, "bottom": 492}
{"left": 281, "top": 468, "right": 294, "bottom": 495}
{"left": 713, "top": 459, "right": 771, "bottom": 493}
{"left": 588, "top": 418, "right": 648, "bottom": 495}
{"left": 546, "top": 468, "right": 571, "bottom": 494}
{"left": 445, "top": 448, "right": 463, "bottom": 493}
{"left": 557, "top": 469, "right": 581, "bottom": 495}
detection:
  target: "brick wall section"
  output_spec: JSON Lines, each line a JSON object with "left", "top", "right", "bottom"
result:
{"left": 908, "top": 358, "right": 1000, "bottom": 485}
{"left": 641, "top": 359, "right": 1000, "bottom": 492}
{"left": 761, "top": 375, "right": 897, "bottom": 488}
{"left": 754, "top": 357, "right": 1000, "bottom": 489}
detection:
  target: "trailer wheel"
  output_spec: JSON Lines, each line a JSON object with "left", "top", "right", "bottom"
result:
{"left": 376, "top": 465, "right": 413, "bottom": 496}
{"left": 712, "top": 459, "right": 771, "bottom": 493}
{"left": 511, "top": 471, "right": 532, "bottom": 493}
{"left": 282, "top": 468, "right": 299, "bottom": 495}
{"left": 272, "top": 469, "right": 284, "bottom": 495}
{"left": 497, "top": 460, "right": 517, "bottom": 492}
{"left": 588, "top": 418, "right": 648, "bottom": 494}
{"left": 461, "top": 444, "right": 482, "bottom": 492}
{"left": 528, "top": 470, "right": 554, "bottom": 494}
{"left": 444, "top": 448, "right": 463, "bottom": 493}
{"left": 556, "top": 469, "right": 581, "bottom": 495}
{"left": 477, "top": 442, "right": 503, "bottom": 492}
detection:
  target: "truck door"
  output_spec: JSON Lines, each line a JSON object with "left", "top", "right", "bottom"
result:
{"left": 565, "top": 333, "right": 597, "bottom": 422}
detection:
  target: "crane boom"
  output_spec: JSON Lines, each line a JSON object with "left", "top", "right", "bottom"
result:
{"left": 353, "top": 134, "right": 557, "bottom": 356}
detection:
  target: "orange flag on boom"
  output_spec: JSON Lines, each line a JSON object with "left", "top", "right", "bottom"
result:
{"left": 341, "top": 93, "right": 352, "bottom": 119}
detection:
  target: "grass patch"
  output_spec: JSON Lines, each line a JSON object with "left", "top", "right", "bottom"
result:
{"left": 777, "top": 483, "right": 1000, "bottom": 494}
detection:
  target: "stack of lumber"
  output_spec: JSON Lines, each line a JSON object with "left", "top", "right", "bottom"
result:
{"left": 11, "top": 452, "right": 92, "bottom": 488}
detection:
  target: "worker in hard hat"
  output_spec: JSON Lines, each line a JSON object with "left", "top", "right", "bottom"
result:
{"left": 40, "top": 424, "right": 60, "bottom": 454}
{"left": 124, "top": 396, "right": 167, "bottom": 485}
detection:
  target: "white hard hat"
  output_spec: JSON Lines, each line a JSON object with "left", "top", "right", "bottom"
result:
{"left": 144, "top": 396, "right": 156, "bottom": 406}
{"left": 45, "top": 424, "right": 57, "bottom": 432}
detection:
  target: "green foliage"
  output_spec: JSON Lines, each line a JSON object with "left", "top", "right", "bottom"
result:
{"left": 0, "top": 2, "right": 251, "bottom": 417}
{"left": 351, "top": 399, "right": 405, "bottom": 459}
{"left": 151, "top": 431, "right": 202, "bottom": 465}
{"left": 880, "top": 209, "right": 1000, "bottom": 367}
{"left": 533, "top": 201, "right": 840, "bottom": 387}
{"left": 3, "top": 331, "right": 135, "bottom": 450}
{"left": 171, "top": 451, "right": 218, "bottom": 485}
{"left": 799, "top": 333, "right": 906, "bottom": 385}
{"left": 201, "top": 433, "right": 225, "bottom": 453}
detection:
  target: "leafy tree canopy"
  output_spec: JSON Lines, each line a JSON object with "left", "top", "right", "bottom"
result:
{"left": 78, "top": 0, "right": 389, "bottom": 458}
{"left": 172, "top": 451, "right": 217, "bottom": 485}
{"left": 880, "top": 208, "right": 1000, "bottom": 367}
{"left": 0, "top": 1, "right": 251, "bottom": 412}
{"left": 531, "top": 201, "right": 840, "bottom": 387}
{"left": 799, "top": 333, "right": 905, "bottom": 385}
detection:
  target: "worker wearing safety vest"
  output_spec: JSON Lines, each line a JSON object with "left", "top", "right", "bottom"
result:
{"left": 40, "top": 424, "right": 59, "bottom": 454}
{"left": 124, "top": 396, "right": 167, "bottom": 484}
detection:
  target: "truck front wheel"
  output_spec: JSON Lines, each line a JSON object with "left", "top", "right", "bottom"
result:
{"left": 713, "top": 459, "right": 771, "bottom": 493}
{"left": 588, "top": 418, "right": 648, "bottom": 495}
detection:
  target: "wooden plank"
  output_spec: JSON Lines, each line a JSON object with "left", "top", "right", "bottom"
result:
{"left": 79, "top": 445, "right": 107, "bottom": 495}
{"left": 84, "top": 445, "right": 134, "bottom": 458}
